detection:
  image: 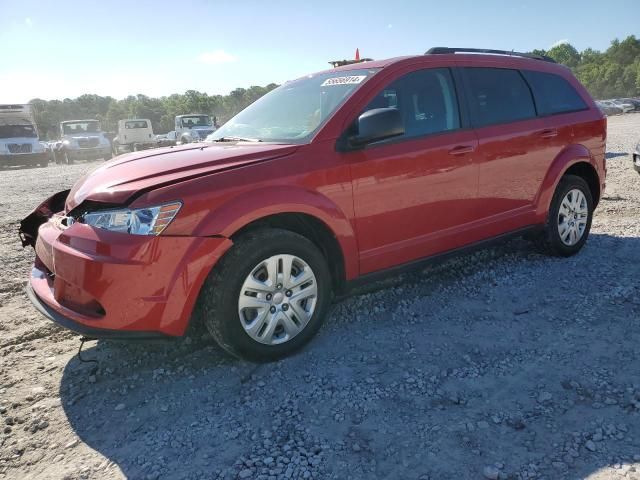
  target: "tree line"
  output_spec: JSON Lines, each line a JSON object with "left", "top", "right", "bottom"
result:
{"left": 30, "top": 85, "right": 278, "bottom": 139}
{"left": 28, "top": 36, "right": 639, "bottom": 139}
{"left": 532, "top": 35, "right": 639, "bottom": 100}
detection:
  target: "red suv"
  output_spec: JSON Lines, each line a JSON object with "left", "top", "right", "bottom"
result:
{"left": 20, "top": 48, "right": 606, "bottom": 361}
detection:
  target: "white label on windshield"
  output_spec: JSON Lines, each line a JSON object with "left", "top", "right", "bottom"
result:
{"left": 321, "top": 75, "right": 367, "bottom": 87}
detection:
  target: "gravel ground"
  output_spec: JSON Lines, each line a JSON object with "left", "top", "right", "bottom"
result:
{"left": 1, "top": 114, "right": 640, "bottom": 480}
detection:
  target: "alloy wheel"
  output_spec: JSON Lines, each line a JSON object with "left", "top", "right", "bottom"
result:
{"left": 238, "top": 254, "right": 318, "bottom": 345}
{"left": 557, "top": 188, "right": 588, "bottom": 246}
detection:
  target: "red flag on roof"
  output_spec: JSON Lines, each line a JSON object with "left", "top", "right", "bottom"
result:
{"left": 355, "top": 48, "right": 360, "bottom": 61}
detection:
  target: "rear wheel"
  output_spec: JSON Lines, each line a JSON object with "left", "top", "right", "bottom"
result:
{"left": 196, "top": 228, "right": 332, "bottom": 362}
{"left": 535, "top": 174, "right": 593, "bottom": 256}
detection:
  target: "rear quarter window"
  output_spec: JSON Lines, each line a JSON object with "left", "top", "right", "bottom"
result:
{"left": 463, "top": 67, "right": 536, "bottom": 127}
{"left": 522, "top": 70, "right": 588, "bottom": 116}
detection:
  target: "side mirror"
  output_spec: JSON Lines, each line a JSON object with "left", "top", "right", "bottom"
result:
{"left": 350, "top": 107, "right": 404, "bottom": 147}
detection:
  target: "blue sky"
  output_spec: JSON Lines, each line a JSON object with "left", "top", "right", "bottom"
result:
{"left": 0, "top": 0, "right": 637, "bottom": 102}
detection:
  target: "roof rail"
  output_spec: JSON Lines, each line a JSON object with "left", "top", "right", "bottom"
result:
{"left": 425, "top": 47, "right": 556, "bottom": 63}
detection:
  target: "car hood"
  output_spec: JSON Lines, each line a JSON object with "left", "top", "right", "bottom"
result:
{"left": 65, "top": 142, "right": 299, "bottom": 211}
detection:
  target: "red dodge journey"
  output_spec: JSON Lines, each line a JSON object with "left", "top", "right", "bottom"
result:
{"left": 20, "top": 48, "right": 606, "bottom": 361}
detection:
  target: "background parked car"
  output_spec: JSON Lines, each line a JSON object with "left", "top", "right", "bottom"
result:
{"left": 633, "top": 139, "right": 640, "bottom": 174}
{"left": 156, "top": 132, "right": 177, "bottom": 147}
{"left": 612, "top": 99, "right": 635, "bottom": 113}
{"left": 618, "top": 98, "right": 640, "bottom": 111}
{"left": 53, "top": 119, "right": 112, "bottom": 164}
{"left": 596, "top": 100, "right": 623, "bottom": 116}
{"left": 112, "top": 119, "right": 159, "bottom": 155}
{"left": 0, "top": 104, "right": 49, "bottom": 168}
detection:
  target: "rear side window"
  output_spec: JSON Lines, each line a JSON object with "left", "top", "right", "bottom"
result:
{"left": 522, "top": 70, "right": 588, "bottom": 115}
{"left": 361, "top": 68, "right": 460, "bottom": 139}
{"left": 464, "top": 68, "right": 536, "bottom": 127}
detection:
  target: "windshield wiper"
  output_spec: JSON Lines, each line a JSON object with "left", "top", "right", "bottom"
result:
{"left": 212, "top": 136, "right": 262, "bottom": 143}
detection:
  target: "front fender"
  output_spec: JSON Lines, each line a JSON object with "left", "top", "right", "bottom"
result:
{"left": 534, "top": 144, "right": 597, "bottom": 220}
{"left": 194, "top": 186, "right": 359, "bottom": 280}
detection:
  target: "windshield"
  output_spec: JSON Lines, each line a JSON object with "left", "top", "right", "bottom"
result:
{"left": 180, "top": 115, "right": 211, "bottom": 127}
{"left": 125, "top": 120, "right": 148, "bottom": 129}
{"left": 0, "top": 124, "right": 37, "bottom": 139}
{"left": 208, "top": 68, "right": 379, "bottom": 143}
{"left": 63, "top": 121, "right": 100, "bottom": 135}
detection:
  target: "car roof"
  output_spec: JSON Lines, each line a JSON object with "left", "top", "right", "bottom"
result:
{"left": 316, "top": 52, "right": 568, "bottom": 76}
{"left": 62, "top": 119, "right": 99, "bottom": 123}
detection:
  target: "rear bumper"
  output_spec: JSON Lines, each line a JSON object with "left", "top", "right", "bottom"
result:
{"left": 24, "top": 203, "right": 233, "bottom": 337}
{"left": 0, "top": 152, "right": 48, "bottom": 166}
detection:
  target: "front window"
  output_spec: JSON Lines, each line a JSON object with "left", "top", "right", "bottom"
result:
{"left": 0, "top": 123, "right": 37, "bottom": 139}
{"left": 208, "top": 68, "right": 379, "bottom": 143}
{"left": 63, "top": 121, "right": 100, "bottom": 135}
{"left": 180, "top": 115, "right": 211, "bottom": 128}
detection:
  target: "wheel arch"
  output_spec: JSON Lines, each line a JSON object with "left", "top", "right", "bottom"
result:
{"left": 535, "top": 144, "right": 602, "bottom": 220}
{"left": 194, "top": 187, "right": 359, "bottom": 291}
{"left": 231, "top": 213, "right": 348, "bottom": 293}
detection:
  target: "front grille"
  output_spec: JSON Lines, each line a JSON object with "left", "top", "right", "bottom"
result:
{"left": 77, "top": 138, "right": 100, "bottom": 148}
{"left": 7, "top": 143, "right": 32, "bottom": 153}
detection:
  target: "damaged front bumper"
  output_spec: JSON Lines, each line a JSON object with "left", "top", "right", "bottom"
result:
{"left": 19, "top": 190, "right": 233, "bottom": 338}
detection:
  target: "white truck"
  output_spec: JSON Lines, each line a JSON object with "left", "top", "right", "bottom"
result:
{"left": 175, "top": 114, "right": 216, "bottom": 144}
{"left": 0, "top": 104, "right": 49, "bottom": 168}
{"left": 53, "top": 119, "right": 112, "bottom": 164}
{"left": 112, "top": 118, "right": 159, "bottom": 155}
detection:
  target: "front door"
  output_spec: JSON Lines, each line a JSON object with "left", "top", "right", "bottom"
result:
{"left": 347, "top": 67, "right": 480, "bottom": 274}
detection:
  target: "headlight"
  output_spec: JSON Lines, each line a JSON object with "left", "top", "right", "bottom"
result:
{"left": 81, "top": 202, "right": 181, "bottom": 235}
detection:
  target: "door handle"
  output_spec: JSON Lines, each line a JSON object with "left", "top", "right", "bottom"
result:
{"left": 539, "top": 128, "right": 558, "bottom": 138}
{"left": 448, "top": 145, "right": 475, "bottom": 156}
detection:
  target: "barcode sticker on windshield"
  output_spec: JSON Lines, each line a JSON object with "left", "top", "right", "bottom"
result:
{"left": 321, "top": 75, "right": 367, "bottom": 87}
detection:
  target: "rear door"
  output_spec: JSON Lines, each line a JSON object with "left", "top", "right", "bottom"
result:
{"left": 461, "top": 67, "right": 546, "bottom": 221}
{"left": 347, "top": 67, "right": 480, "bottom": 274}
{"left": 521, "top": 69, "right": 593, "bottom": 173}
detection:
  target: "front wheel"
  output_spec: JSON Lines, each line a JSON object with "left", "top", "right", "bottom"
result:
{"left": 195, "top": 228, "right": 332, "bottom": 362}
{"left": 535, "top": 174, "right": 593, "bottom": 256}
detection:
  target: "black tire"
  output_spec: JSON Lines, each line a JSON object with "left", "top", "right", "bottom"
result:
{"left": 53, "top": 150, "right": 62, "bottom": 165}
{"left": 181, "top": 136, "right": 190, "bottom": 145}
{"left": 195, "top": 228, "right": 332, "bottom": 362}
{"left": 104, "top": 151, "right": 112, "bottom": 161}
{"left": 535, "top": 174, "right": 593, "bottom": 257}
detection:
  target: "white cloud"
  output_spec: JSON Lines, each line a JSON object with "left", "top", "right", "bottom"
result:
{"left": 549, "top": 39, "right": 569, "bottom": 49}
{"left": 196, "top": 49, "right": 237, "bottom": 65}
{"left": 25, "top": 17, "right": 33, "bottom": 27}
